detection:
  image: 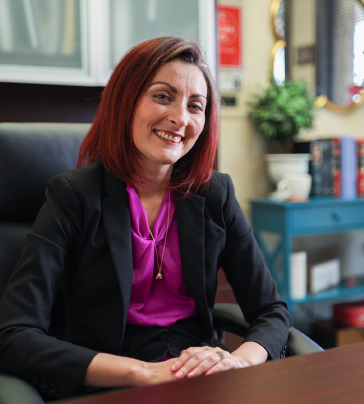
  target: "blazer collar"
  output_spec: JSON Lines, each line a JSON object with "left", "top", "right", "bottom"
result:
{"left": 102, "top": 170, "right": 133, "bottom": 325}
{"left": 175, "top": 195, "right": 211, "bottom": 329}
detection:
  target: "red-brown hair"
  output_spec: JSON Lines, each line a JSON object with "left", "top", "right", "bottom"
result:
{"left": 78, "top": 36, "right": 220, "bottom": 196}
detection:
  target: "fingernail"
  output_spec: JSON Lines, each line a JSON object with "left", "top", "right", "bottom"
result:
{"left": 180, "top": 350, "right": 185, "bottom": 355}
{"left": 170, "top": 364, "right": 176, "bottom": 371}
{"left": 188, "top": 371, "right": 195, "bottom": 378}
{"left": 176, "top": 371, "right": 183, "bottom": 379}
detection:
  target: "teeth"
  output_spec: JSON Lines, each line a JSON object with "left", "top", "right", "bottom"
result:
{"left": 155, "top": 130, "right": 181, "bottom": 143}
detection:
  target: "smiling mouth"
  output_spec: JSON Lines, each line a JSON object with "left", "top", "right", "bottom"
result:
{"left": 155, "top": 130, "right": 182, "bottom": 143}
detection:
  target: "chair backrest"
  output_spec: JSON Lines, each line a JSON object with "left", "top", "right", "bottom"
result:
{"left": 0, "top": 122, "right": 91, "bottom": 299}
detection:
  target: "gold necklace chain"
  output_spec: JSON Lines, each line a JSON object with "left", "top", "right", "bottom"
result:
{"left": 149, "top": 192, "right": 170, "bottom": 281}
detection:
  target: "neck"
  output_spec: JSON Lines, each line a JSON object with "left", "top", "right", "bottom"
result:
{"left": 132, "top": 164, "right": 173, "bottom": 230}
{"left": 133, "top": 163, "right": 173, "bottom": 200}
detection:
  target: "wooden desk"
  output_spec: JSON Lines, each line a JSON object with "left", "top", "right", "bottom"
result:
{"left": 56, "top": 344, "right": 364, "bottom": 404}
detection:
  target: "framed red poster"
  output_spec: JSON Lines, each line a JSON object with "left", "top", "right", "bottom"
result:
{"left": 218, "top": 5, "right": 242, "bottom": 67}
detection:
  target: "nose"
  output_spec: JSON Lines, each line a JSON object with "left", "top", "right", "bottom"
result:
{"left": 169, "top": 103, "right": 188, "bottom": 128}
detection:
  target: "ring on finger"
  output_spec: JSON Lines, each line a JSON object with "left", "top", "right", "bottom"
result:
{"left": 216, "top": 350, "right": 226, "bottom": 360}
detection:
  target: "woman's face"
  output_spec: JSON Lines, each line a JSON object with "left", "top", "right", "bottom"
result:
{"left": 132, "top": 59, "right": 207, "bottom": 174}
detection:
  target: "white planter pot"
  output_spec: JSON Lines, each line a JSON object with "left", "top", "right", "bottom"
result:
{"left": 264, "top": 153, "right": 311, "bottom": 184}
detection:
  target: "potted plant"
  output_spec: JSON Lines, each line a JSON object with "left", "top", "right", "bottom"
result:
{"left": 248, "top": 75, "right": 316, "bottom": 185}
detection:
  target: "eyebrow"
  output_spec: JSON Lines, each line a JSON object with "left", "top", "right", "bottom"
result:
{"left": 149, "top": 81, "right": 207, "bottom": 99}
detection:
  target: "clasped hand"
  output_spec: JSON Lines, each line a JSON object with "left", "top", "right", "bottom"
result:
{"left": 170, "top": 346, "right": 242, "bottom": 379}
{"left": 141, "top": 342, "right": 267, "bottom": 385}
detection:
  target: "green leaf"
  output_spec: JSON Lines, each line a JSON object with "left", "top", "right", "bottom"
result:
{"left": 247, "top": 74, "right": 316, "bottom": 146}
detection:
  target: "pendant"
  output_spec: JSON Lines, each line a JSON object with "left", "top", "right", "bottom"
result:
{"left": 156, "top": 273, "right": 163, "bottom": 281}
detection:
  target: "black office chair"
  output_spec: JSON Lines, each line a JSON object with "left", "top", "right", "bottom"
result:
{"left": 0, "top": 122, "right": 323, "bottom": 404}
{"left": 0, "top": 122, "right": 89, "bottom": 404}
{"left": 213, "top": 303, "right": 323, "bottom": 357}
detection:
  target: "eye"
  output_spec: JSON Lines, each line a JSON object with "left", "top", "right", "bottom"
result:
{"left": 189, "top": 103, "right": 205, "bottom": 112}
{"left": 152, "top": 93, "right": 171, "bottom": 102}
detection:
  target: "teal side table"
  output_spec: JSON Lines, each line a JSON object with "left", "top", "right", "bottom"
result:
{"left": 250, "top": 197, "right": 364, "bottom": 318}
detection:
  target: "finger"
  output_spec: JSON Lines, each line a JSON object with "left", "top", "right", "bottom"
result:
{"left": 170, "top": 347, "right": 209, "bottom": 372}
{"left": 205, "top": 354, "right": 243, "bottom": 376}
{"left": 204, "top": 361, "right": 229, "bottom": 376}
{"left": 186, "top": 351, "right": 223, "bottom": 378}
{"left": 188, "top": 350, "right": 244, "bottom": 378}
{"left": 174, "top": 348, "right": 227, "bottom": 379}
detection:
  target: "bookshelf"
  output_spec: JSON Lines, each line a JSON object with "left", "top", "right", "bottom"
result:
{"left": 250, "top": 197, "right": 364, "bottom": 319}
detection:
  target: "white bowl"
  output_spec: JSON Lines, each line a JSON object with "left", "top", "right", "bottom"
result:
{"left": 264, "top": 153, "right": 311, "bottom": 184}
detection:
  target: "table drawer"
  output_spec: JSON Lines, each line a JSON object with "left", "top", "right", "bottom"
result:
{"left": 291, "top": 205, "right": 364, "bottom": 232}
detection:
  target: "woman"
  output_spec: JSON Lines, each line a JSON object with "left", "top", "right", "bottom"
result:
{"left": 0, "top": 37, "right": 290, "bottom": 401}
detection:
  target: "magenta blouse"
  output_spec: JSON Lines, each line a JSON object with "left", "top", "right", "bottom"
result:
{"left": 126, "top": 184, "right": 197, "bottom": 327}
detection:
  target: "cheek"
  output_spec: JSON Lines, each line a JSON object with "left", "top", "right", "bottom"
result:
{"left": 133, "top": 111, "right": 153, "bottom": 139}
{"left": 187, "top": 123, "right": 205, "bottom": 151}
{"left": 194, "top": 116, "right": 206, "bottom": 139}
{"left": 133, "top": 101, "right": 159, "bottom": 128}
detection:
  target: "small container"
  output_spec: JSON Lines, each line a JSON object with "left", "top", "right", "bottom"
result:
{"left": 290, "top": 251, "right": 307, "bottom": 300}
{"left": 333, "top": 301, "right": 364, "bottom": 327}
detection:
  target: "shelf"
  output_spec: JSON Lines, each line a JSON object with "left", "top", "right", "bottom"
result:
{"left": 252, "top": 196, "right": 364, "bottom": 207}
{"left": 293, "top": 281, "right": 364, "bottom": 304}
{"left": 250, "top": 197, "right": 364, "bottom": 320}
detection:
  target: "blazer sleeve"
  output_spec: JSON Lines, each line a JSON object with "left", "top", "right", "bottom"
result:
{"left": 0, "top": 174, "right": 98, "bottom": 400}
{"left": 220, "top": 174, "right": 291, "bottom": 359}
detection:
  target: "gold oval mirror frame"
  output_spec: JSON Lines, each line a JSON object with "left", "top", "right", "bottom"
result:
{"left": 270, "top": 0, "right": 364, "bottom": 113}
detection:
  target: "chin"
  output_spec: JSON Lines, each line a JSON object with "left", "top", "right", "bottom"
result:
{"left": 156, "top": 154, "right": 182, "bottom": 166}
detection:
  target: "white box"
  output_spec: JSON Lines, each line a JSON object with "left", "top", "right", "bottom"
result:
{"left": 309, "top": 259, "right": 340, "bottom": 294}
{"left": 290, "top": 252, "right": 307, "bottom": 299}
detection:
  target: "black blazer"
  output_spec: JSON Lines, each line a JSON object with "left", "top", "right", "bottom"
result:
{"left": 0, "top": 162, "right": 290, "bottom": 399}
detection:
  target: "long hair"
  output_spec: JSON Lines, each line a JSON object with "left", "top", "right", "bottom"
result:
{"left": 78, "top": 36, "right": 220, "bottom": 196}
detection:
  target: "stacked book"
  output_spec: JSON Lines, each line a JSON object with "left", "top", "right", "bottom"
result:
{"left": 310, "top": 136, "right": 364, "bottom": 198}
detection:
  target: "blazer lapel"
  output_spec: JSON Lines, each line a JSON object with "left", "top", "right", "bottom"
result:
{"left": 102, "top": 170, "right": 133, "bottom": 326}
{"left": 175, "top": 195, "right": 211, "bottom": 329}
